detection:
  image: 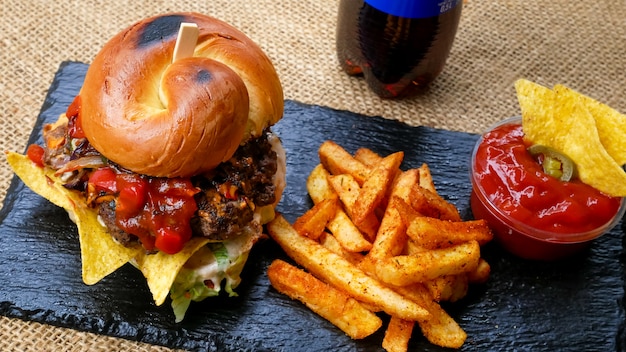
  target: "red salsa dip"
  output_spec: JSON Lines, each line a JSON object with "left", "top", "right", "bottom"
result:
{"left": 470, "top": 118, "right": 624, "bottom": 260}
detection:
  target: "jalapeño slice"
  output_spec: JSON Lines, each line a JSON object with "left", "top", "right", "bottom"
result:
{"left": 528, "top": 144, "right": 577, "bottom": 181}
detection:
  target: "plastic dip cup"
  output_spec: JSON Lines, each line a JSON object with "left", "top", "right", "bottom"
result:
{"left": 469, "top": 117, "right": 626, "bottom": 261}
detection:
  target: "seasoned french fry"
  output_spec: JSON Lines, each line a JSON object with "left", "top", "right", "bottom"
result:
{"left": 389, "top": 170, "right": 421, "bottom": 204}
{"left": 417, "top": 163, "right": 436, "bottom": 193}
{"left": 328, "top": 174, "right": 360, "bottom": 207}
{"left": 273, "top": 141, "right": 493, "bottom": 350}
{"left": 447, "top": 275, "right": 470, "bottom": 302}
{"left": 267, "top": 215, "right": 430, "bottom": 321}
{"left": 418, "top": 307, "right": 467, "bottom": 349}
{"left": 406, "top": 217, "right": 493, "bottom": 249}
{"left": 404, "top": 239, "right": 429, "bottom": 255}
{"left": 393, "top": 284, "right": 467, "bottom": 349}
{"left": 267, "top": 259, "right": 382, "bottom": 339}
{"left": 306, "top": 164, "right": 338, "bottom": 204}
{"left": 424, "top": 274, "right": 469, "bottom": 302}
{"left": 382, "top": 316, "right": 414, "bottom": 352}
{"left": 366, "top": 170, "right": 420, "bottom": 264}
{"left": 319, "top": 231, "right": 364, "bottom": 265}
{"left": 390, "top": 194, "right": 422, "bottom": 224}
{"left": 326, "top": 210, "right": 373, "bottom": 252}
{"left": 352, "top": 151, "right": 404, "bottom": 226}
{"left": 319, "top": 140, "right": 371, "bottom": 185}
{"left": 293, "top": 198, "right": 339, "bottom": 240}
{"left": 375, "top": 241, "right": 481, "bottom": 286}
{"left": 467, "top": 257, "right": 491, "bottom": 284}
{"left": 424, "top": 277, "right": 447, "bottom": 302}
{"left": 365, "top": 206, "right": 406, "bottom": 260}
{"left": 307, "top": 168, "right": 372, "bottom": 251}
{"left": 409, "top": 186, "right": 462, "bottom": 222}
{"left": 328, "top": 173, "right": 380, "bottom": 241}
{"left": 354, "top": 147, "right": 384, "bottom": 167}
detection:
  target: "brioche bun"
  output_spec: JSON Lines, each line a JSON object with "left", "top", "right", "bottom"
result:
{"left": 79, "top": 12, "right": 283, "bottom": 178}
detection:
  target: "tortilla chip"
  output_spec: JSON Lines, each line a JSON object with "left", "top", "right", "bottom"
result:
{"left": 6, "top": 151, "right": 143, "bottom": 284}
{"left": 6, "top": 151, "right": 215, "bottom": 305}
{"left": 554, "top": 84, "right": 626, "bottom": 166}
{"left": 515, "top": 79, "right": 557, "bottom": 144}
{"left": 133, "top": 237, "right": 211, "bottom": 305}
{"left": 514, "top": 80, "right": 626, "bottom": 197}
{"left": 550, "top": 86, "right": 626, "bottom": 196}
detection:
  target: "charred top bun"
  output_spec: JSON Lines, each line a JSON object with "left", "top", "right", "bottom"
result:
{"left": 79, "top": 12, "right": 284, "bottom": 178}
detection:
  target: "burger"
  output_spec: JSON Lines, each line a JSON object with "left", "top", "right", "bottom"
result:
{"left": 6, "top": 12, "right": 286, "bottom": 322}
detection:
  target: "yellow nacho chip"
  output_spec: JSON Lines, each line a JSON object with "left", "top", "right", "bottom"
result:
{"left": 133, "top": 237, "right": 211, "bottom": 305}
{"left": 554, "top": 84, "right": 626, "bottom": 166}
{"left": 515, "top": 79, "right": 557, "bottom": 144}
{"left": 6, "top": 151, "right": 143, "bottom": 284}
{"left": 6, "top": 151, "right": 215, "bottom": 306}
{"left": 551, "top": 86, "right": 626, "bottom": 196}
{"left": 514, "top": 79, "right": 626, "bottom": 197}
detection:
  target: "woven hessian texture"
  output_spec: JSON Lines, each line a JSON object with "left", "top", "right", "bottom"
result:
{"left": 1, "top": 0, "right": 625, "bottom": 350}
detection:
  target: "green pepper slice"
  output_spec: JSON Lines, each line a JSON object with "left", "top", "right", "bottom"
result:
{"left": 528, "top": 144, "right": 578, "bottom": 181}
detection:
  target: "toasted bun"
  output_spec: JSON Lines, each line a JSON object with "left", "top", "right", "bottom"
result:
{"left": 79, "top": 12, "right": 283, "bottom": 178}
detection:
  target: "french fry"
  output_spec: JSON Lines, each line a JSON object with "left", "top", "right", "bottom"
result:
{"left": 320, "top": 235, "right": 381, "bottom": 312}
{"left": 267, "top": 259, "right": 382, "bottom": 339}
{"left": 354, "top": 147, "right": 395, "bottom": 217}
{"left": 328, "top": 173, "right": 380, "bottom": 241}
{"left": 293, "top": 198, "right": 339, "bottom": 240}
{"left": 424, "top": 277, "right": 446, "bottom": 302}
{"left": 390, "top": 194, "right": 422, "bottom": 224}
{"left": 326, "top": 210, "right": 373, "bottom": 252}
{"left": 409, "top": 186, "right": 462, "bottom": 221}
{"left": 319, "top": 140, "right": 371, "bottom": 185}
{"left": 417, "top": 299, "right": 467, "bottom": 348}
{"left": 307, "top": 165, "right": 372, "bottom": 251}
{"left": 354, "top": 147, "right": 384, "bottom": 167}
{"left": 375, "top": 241, "right": 481, "bottom": 286}
{"left": 425, "top": 274, "right": 469, "bottom": 302}
{"left": 366, "top": 170, "right": 420, "bottom": 264}
{"left": 328, "top": 174, "right": 360, "bottom": 207}
{"left": 417, "top": 163, "right": 436, "bottom": 193}
{"left": 467, "top": 257, "right": 491, "bottom": 284}
{"left": 306, "top": 164, "right": 338, "bottom": 204}
{"left": 267, "top": 215, "right": 430, "bottom": 322}
{"left": 271, "top": 141, "right": 494, "bottom": 350}
{"left": 382, "top": 317, "right": 414, "bottom": 352}
{"left": 389, "top": 170, "right": 421, "bottom": 204}
{"left": 404, "top": 239, "right": 429, "bottom": 255}
{"left": 363, "top": 205, "right": 406, "bottom": 266}
{"left": 393, "top": 284, "right": 467, "bottom": 349}
{"left": 418, "top": 307, "right": 467, "bottom": 349}
{"left": 319, "top": 232, "right": 364, "bottom": 265}
{"left": 446, "top": 275, "right": 470, "bottom": 302}
{"left": 352, "top": 151, "right": 404, "bottom": 226}
{"left": 406, "top": 217, "right": 493, "bottom": 249}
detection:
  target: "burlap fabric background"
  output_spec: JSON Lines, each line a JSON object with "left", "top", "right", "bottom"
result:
{"left": 0, "top": 0, "right": 625, "bottom": 351}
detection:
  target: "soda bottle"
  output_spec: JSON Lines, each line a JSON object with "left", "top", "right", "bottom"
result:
{"left": 336, "top": 0, "right": 463, "bottom": 98}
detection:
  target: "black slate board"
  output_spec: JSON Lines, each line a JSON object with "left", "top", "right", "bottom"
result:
{"left": 1, "top": 61, "right": 625, "bottom": 352}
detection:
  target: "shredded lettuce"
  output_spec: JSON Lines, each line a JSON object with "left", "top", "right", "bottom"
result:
{"left": 169, "top": 228, "right": 259, "bottom": 322}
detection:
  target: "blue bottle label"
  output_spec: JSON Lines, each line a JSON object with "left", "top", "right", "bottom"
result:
{"left": 364, "top": 0, "right": 461, "bottom": 19}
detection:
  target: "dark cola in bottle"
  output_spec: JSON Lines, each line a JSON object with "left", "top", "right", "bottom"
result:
{"left": 336, "top": 0, "right": 463, "bottom": 98}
